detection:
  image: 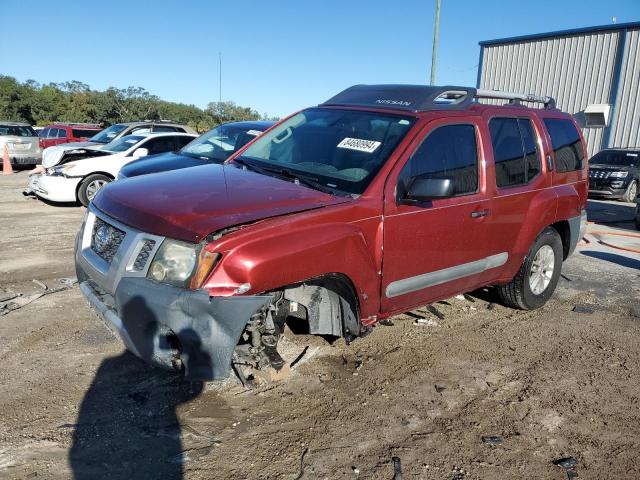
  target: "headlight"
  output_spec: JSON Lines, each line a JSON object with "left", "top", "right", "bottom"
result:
{"left": 147, "top": 239, "right": 198, "bottom": 287}
{"left": 46, "top": 164, "right": 73, "bottom": 176}
{"left": 610, "top": 171, "right": 629, "bottom": 178}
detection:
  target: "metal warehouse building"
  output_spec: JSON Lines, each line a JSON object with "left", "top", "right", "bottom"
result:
{"left": 477, "top": 22, "right": 640, "bottom": 156}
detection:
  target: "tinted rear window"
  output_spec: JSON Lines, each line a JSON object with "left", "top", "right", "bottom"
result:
{"left": 544, "top": 119, "right": 583, "bottom": 172}
{"left": 490, "top": 117, "right": 541, "bottom": 187}
{"left": 0, "top": 125, "right": 37, "bottom": 137}
{"left": 72, "top": 128, "right": 100, "bottom": 138}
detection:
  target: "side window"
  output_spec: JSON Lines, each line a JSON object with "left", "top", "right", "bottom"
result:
{"left": 544, "top": 119, "right": 583, "bottom": 172}
{"left": 40, "top": 128, "right": 49, "bottom": 138}
{"left": 143, "top": 137, "right": 177, "bottom": 155}
{"left": 153, "top": 126, "right": 179, "bottom": 132}
{"left": 175, "top": 136, "right": 193, "bottom": 149}
{"left": 489, "top": 117, "right": 541, "bottom": 188}
{"left": 57, "top": 128, "right": 67, "bottom": 138}
{"left": 399, "top": 124, "right": 478, "bottom": 197}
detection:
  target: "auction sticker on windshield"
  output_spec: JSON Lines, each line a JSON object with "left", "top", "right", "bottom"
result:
{"left": 337, "top": 138, "right": 381, "bottom": 153}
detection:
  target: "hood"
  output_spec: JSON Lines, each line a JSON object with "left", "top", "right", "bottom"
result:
{"left": 93, "top": 163, "right": 350, "bottom": 243}
{"left": 590, "top": 164, "right": 635, "bottom": 171}
{"left": 42, "top": 141, "right": 101, "bottom": 168}
{"left": 120, "top": 152, "right": 209, "bottom": 178}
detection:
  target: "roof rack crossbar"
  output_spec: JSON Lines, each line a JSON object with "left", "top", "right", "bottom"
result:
{"left": 475, "top": 89, "right": 556, "bottom": 109}
{"left": 321, "top": 84, "right": 556, "bottom": 112}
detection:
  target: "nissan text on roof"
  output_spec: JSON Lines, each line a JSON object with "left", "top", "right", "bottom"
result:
{"left": 75, "top": 84, "right": 588, "bottom": 381}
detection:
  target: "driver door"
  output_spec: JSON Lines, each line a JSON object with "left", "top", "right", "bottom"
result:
{"left": 381, "top": 118, "right": 496, "bottom": 314}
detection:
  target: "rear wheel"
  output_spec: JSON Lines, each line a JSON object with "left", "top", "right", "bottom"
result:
{"left": 78, "top": 174, "right": 111, "bottom": 207}
{"left": 497, "top": 227, "right": 563, "bottom": 310}
{"left": 622, "top": 180, "right": 638, "bottom": 203}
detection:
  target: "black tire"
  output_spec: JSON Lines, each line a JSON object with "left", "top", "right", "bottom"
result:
{"left": 78, "top": 174, "right": 111, "bottom": 207}
{"left": 622, "top": 180, "right": 638, "bottom": 203}
{"left": 497, "top": 227, "right": 563, "bottom": 310}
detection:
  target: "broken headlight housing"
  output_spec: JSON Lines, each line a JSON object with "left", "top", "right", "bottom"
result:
{"left": 147, "top": 239, "right": 198, "bottom": 288}
{"left": 46, "top": 165, "right": 67, "bottom": 176}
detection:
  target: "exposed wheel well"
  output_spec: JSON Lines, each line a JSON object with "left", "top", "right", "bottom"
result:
{"left": 280, "top": 273, "right": 361, "bottom": 340}
{"left": 550, "top": 220, "right": 571, "bottom": 260}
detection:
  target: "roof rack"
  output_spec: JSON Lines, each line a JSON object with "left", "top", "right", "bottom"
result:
{"left": 142, "top": 119, "right": 177, "bottom": 123}
{"left": 59, "top": 122, "right": 102, "bottom": 128}
{"left": 322, "top": 85, "right": 556, "bottom": 112}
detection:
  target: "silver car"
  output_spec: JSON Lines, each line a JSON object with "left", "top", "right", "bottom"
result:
{"left": 0, "top": 122, "right": 42, "bottom": 166}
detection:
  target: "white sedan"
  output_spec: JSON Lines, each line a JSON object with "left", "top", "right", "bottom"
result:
{"left": 29, "top": 132, "right": 196, "bottom": 206}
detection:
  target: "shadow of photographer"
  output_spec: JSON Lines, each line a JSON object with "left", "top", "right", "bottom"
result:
{"left": 70, "top": 296, "right": 213, "bottom": 480}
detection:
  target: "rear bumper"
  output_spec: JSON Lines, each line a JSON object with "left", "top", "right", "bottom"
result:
{"left": 7, "top": 153, "right": 41, "bottom": 165}
{"left": 567, "top": 210, "right": 587, "bottom": 257}
{"left": 31, "top": 174, "right": 80, "bottom": 202}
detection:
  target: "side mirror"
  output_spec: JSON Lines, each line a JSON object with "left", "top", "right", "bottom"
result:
{"left": 133, "top": 147, "right": 148, "bottom": 157}
{"left": 404, "top": 177, "right": 455, "bottom": 201}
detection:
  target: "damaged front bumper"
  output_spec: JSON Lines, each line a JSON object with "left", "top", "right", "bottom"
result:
{"left": 30, "top": 173, "right": 80, "bottom": 202}
{"left": 76, "top": 206, "right": 271, "bottom": 380}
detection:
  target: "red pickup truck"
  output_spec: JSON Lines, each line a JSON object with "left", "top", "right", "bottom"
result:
{"left": 75, "top": 85, "right": 588, "bottom": 381}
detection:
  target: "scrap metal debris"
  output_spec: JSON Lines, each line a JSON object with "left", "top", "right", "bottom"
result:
{"left": 0, "top": 278, "right": 77, "bottom": 316}
{"left": 414, "top": 318, "right": 439, "bottom": 327}
{"left": 481, "top": 435, "right": 503, "bottom": 445}
{"left": 380, "top": 319, "right": 394, "bottom": 327}
{"left": 426, "top": 305, "right": 445, "bottom": 320}
{"left": 553, "top": 457, "right": 578, "bottom": 479}
{"left": 434, "top": 384, "right": 446, "bottom": 393}
{"left": 392, "top": 456, "right": 402, "bottom": 480}
{"left": 573, "top": 305, "right": 595, "bottom": 314}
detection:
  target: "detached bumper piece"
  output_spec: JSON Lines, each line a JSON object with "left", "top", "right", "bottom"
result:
{"left": 79, "top": 275, "right": 271, "bottom": 380}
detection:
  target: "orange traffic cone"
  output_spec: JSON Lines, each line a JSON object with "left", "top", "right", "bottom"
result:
{"left": 2, "top": 143, "right": 14, "bottom": 175}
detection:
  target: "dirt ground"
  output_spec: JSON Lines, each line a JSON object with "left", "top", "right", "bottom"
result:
{"left": 1, "top": 171, "right": 639, "bottom": 480}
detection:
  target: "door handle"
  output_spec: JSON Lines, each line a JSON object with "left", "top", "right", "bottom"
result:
{"left": 470, "top": 209, "right": 490, "bottom": 218}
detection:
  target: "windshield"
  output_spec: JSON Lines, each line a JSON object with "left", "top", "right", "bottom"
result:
{"left": 90, "top": 124, "right": 128, "bottom": 143}
{"left": 236, "top": 108, "right": 415, "bottom": 195}
{"left": 0, "top": 125, "right": 37, "bottom": 137}
{"left": 181, "top": 124, "right": 266, "bottom": 162}
{"left": 591, "top": 150, "right": 640, "bottom": 168}
{"left": 103, "top": 135, "right": 145, "bottom": 153}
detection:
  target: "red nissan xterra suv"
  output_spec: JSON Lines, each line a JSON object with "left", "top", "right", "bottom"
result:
{"left": 75, "top": 85, "right": 588, "bottom": 381}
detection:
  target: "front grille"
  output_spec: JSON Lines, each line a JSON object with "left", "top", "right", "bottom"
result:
{"left": 132, "top": 240, "right": 156, "bottom": 271}
{"left": 589, "top": 170, "right": 611, "bottom": 179}
{"left": 91, "top": 217, "right": 126, "bottom": 263}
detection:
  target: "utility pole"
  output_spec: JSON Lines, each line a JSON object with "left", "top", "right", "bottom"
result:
{"left": 430, "top": 0, "right": 441, "bottom": 85}
{"left": 219, "top": 52, "right": 222, "bottom": 102}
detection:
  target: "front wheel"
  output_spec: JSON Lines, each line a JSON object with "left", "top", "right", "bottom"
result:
{"left": 622, "top": 180, "right": 638, "bottom": 203}
{"left": 78, "top": 174, "right": 111, "bottom": 207}
{"left": 497, "top": 227, "right": 563, "bottom": 310}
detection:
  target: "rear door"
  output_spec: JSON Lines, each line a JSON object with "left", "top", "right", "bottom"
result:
{"left": 381, "top": 117, "right": 494, "bottom": 313}
{"left": 484, "top": 114, "right": 550, "bottom": 270}
{"left": 55, "top": 127, "right": 68, "bottom": 145}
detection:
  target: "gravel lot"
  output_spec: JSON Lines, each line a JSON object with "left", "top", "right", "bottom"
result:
{"left": 1, "top": 171, "right": 639, "bottom": 480}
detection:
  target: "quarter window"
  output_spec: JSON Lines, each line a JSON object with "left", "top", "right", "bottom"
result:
{"left": 399, "top": 124, "right": 478, "bottom": 197}
{"left": 544, "top": 119, "right": 583, "bottom": 172}
{"left": 489, "top": 118, "right": 541, "bottom": 188}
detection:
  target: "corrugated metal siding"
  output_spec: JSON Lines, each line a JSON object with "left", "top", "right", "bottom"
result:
{"left": 609, "top": 28, "right": 640, "bottom": 148}
{"left": 480, "top": 31, "right": 620, "bottom": 156}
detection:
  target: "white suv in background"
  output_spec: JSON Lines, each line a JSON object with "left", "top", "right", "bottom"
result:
{"left": 29, "top": 132, "right": 196, "bottom": 206}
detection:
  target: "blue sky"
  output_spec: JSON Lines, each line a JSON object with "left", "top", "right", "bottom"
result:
{"left": 1, "top": 0, "right": 638, "bottom": 117}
